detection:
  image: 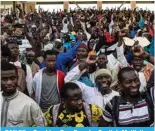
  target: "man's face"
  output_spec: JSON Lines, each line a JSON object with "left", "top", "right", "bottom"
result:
{"left": 66, "top": 88, "right": 83, "bottom": 112}
{"left": 89, "top": 39, "right": 95, "bottom": 50}
{"left": 95, "top": 74, "right": 112, "bottom": 94}
{"left": 132, "top": 57, "right": 144, "bottom": 72}
{"left": 76, "top": 48, "right": 88, "bottom": 60}
{"left": 45, "top": 55, "right": 56, "bottom": 70}
{"left": 7, "top": 43, "right": 19, "bottom": 58}
{"left": 97, "top": 54, "right": 108, "bottom": 68}
{"left": 55, "top": 42, "right": 62, "bottom": 48}
{"left": 120, "top": 70, "right": 140, "bottom": 96}
{"left": 31, "top": 27, "right": 36, "bottom": 33}
{"left": 64, "top": 19, "right": 68, "bottom": 24}
{"left": 26, "top": 53, "right": 35, "bottom": 64}
{"left": 82, "top": 33, "right": 87, "bottom": 41}
{"left": 1, "top": 70, "right": 18, "bottom": 94}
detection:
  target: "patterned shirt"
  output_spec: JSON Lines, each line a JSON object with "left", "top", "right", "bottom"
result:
{"left": 44, "top": 103, "right": 103, "bottom": 127}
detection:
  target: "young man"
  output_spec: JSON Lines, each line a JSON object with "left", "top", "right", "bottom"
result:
{"left": 96, "top": 53, "right": 118, "bottom": 90}
{"left": 26, "top": 51, "right": 40, "bottom": 77}
{"left": 69, "top": 43, "right": 89, "bottom": 70}
{"left": 1, "top": 62, "right": 47, "bottom": 127}
{"left": 33, "top": 50, "right": 65, "bottom": 112}
{"left": 45, "top": 82, "right": 104, "bottom": 127}
{"left": 6, "top": 37, "right": 33, "bottom": 97}
{"left": 131, "top": 44, "right": 154, "bottom": 92}
{"left": 65, "top": 55, "right": 119, "bottom": 109}
{"left": 102, "top": 67, "right": 154, "bottom": 127}
{"left": 52, "top": 39, "right": 64, "bottom": 54}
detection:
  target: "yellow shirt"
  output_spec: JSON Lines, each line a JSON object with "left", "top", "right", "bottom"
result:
{"left": 44, "top": 103, "right": 103, "bottom": 127}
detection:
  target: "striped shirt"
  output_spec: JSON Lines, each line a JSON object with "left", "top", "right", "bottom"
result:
{"left": 103, "top": 95, "right": 154, "bottom": 127}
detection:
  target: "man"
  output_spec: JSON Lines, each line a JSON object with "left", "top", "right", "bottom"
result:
{"left": 131, "top": 44, "right": 154, "bottom": 92}
{"left": 93, "top": 52, "right": 118, "bottom": 90}
{"left": 6, "top": 37, "right": 33, "bottom": 97}
{"left": 56, "top": 37, "right": 82, "bottom": 73}
{"left": 102, "top": 67, "right": 154, "bottom": 127}
{"left": 26, "top": 51, "right": 40, "bottom": 77}
{"left": 33, "top": 50, "right": 65, "bottom": 112}
{"left": 70, "top": 43, "right": 89, "bottom": 70}
{"left": 52, "top": 39, "right": 64, "bottom": 53}
{"left": 44, "top": 82, "right": 104, "bottom": 127}
{"left": 65, "top": 54, "right": 119, "bottom": 109}
{"left": 40, "top": 43, "right": 54, "bottom": 69}
{"left": 1, "top": 62, "right": 47, "bottom": 127}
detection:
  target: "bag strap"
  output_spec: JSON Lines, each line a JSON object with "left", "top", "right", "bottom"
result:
{"left": 111, "top": 96, "right": 120, "bottom": 127}
{"left": 52, "top": 103, "right": 61, "bottom": 126}
{"left": 83, "top": 102, "right": 92, "bottom": 126}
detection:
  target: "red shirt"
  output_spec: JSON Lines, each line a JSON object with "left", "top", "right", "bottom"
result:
{"left": 104, "top": 32, "right": 115, "bottom": 43}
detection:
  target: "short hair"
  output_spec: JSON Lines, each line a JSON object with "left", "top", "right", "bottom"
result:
{"left": 61, "top": 82, "right": 81, "bottom": 99}
{"left": 118, "top": 67, "right": 136, "bottom": 83}
{"left": 1, "top": 45, "right": 11, "bottom": 59}
{"left": 43, "top": 50, "right": 58, "bottom": 59}
{"left": 6, "top": 37, "right": 18, "bottom": 46}
{"left": 98, "top": 52, "right": 107, "bottom": 57}
{"left": 1, "top": 62, "right": 18, "bottom": 75}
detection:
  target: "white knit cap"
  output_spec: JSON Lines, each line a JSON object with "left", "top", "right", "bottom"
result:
{"left": 94, "top": 69, "right": 112, "bottom": 80}
{"left": 44, "top": 44, "right": 53, "bottom": 51}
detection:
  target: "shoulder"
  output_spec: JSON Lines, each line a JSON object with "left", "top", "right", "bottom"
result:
{"left": 34, "top": 69, "right": 44, "bottom": 78}
{"left": 25, "top": 64, "right": 31, "bottom": 69}
{"left": 57, "top": 70, "right": 65, "bottom": 77}
{"left": 44, "top": 103, "right": 61, "bottom": 118}
{"left": 111, "top": 90, "right": 120, "bottom": 96}
{"left": 18, "top": 92, "right": 38, "bottom": 106}
{"left": 57, "top": 70, "right": 65, "bottom": 74}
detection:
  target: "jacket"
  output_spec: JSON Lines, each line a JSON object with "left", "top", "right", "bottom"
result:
{"left": 0, "top": 90, "right": 47, "bottom": 127}
{"left": 33, "top": 68, "right": 65, "bottom": 105}
{"left": 56, "top": 40, "right": 81, "bottom": 73}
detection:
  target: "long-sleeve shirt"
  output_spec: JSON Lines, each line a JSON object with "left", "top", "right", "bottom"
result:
{"left": 65, "top": 65, "right": 119, "bottom": 109}
{"left": 0, "top": 90, "right": 47, "bottom": 127}
{"left": 56, "top": 40, "right": 81, "bottom": 73}
{"left": 61, "top": 17, "right": 69, "bottom": 33}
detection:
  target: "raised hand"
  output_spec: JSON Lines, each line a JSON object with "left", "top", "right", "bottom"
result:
{"left": 76, "top": 32, "right": 83, "bottom": 40}
{"left": 132, "top": 41, "right": 145, "bottom": 57}
{"left": 86, "top": 54, "right": 97, "bottom": 65}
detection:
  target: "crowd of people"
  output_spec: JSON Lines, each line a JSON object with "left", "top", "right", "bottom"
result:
{"left": 1, "top": 4, "right": 154, "bottom": 127}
